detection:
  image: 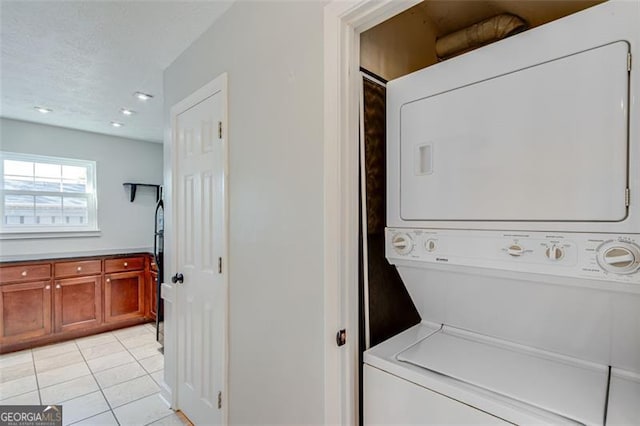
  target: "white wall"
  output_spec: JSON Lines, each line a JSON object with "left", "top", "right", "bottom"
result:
{"left": 0, "top": 118, "right": 163, "bottom": 260}
{"left": 163, "top": 1, "right": 325, "bottom": 424}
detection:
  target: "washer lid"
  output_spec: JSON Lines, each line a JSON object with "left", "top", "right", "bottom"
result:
{"left": 396, "top": 326, "right": 608, "bottom": 425}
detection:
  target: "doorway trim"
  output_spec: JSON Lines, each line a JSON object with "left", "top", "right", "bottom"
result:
{"left": 168, "top": 73, "right": 229, "bottom": 424}
{"left": 323, "top": 1, "right": 420, "bottom": 424}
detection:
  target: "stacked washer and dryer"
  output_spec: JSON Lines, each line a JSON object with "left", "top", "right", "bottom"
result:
{"left": 364, "top": 1, "right": 640, "bottom": 424}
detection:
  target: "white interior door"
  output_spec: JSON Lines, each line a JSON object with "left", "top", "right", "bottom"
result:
{"left": 173, "top": 75, "right": 227, "bottom": 425}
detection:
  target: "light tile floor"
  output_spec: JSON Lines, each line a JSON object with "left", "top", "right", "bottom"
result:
{"left": 0, "top": 324, "right": 190, "bottom": 426}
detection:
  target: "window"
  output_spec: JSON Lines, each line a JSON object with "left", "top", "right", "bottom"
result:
{"left": 0, "top": 152, "right": 98, "bottom": 235}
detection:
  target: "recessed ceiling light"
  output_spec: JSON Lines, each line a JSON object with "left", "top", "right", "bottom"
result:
{"left": 111, "top": 121, "right": 124, "bottom": 128}
{"left": 121, "top": 108, "right": 135, "bottom": 116}
{"left": 134, "top": 92, "right": 153, "bottom": 101}
{"left": 34, "top": 106, "right": 52, "bottom": 114}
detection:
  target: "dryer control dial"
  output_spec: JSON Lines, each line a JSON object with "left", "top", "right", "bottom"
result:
{"left": 391, "top": 233, "right": 413, "bottom": 255}
{"left": 545, "top": 245, "right": 564, "bottom": 261}
{"left": 597, "top": 241, "right": 640, "bottom": 275}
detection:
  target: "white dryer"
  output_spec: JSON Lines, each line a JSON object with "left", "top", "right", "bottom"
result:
{"left": 365, "top": 1, "right": 640, "bottom": 424}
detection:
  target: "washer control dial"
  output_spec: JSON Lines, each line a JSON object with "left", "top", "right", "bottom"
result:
{"left": 597, "top": 241, "right": 640, "bottom": 274}
{"left": 507, "top": 244, "right": 524, "bottom": 257}
{"left": 545, "top": 245, "right": 564, "bottom": 261}
{"left": 391, "top": 233, "right": 413, "bottom": 255}
{"left": 425, "top": 239, "right": 437, "bottom": 252}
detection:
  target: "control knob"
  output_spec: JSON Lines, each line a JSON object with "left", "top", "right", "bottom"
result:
{"left": 545, "top": 245, "right": 564, "bottom": 261}
{"left": 507, "top": 244, "right": 524, "bottom": 257}
{"left": 391, "top": 233, "right": 413, "bottom": 255}
{"left": 596, "top": 241, "right": 640, "bottom": 275}
{"left": 425, "top": 239, "right": 437, "bottom": 252}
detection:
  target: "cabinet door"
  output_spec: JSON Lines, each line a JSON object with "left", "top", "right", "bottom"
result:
{"left": 54, "top": 276, "right": 102, "bottom": 333}
{"left": 104, "top": 271, "right": 145, "bottom": 323}
{"left": 0, "top": 281, "right": 52, "bottom": 344}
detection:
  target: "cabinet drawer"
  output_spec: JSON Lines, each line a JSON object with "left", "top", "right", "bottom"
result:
{"left": 105, "top": 256, "right": 145, "bottom": 273}
{"left": 55, "top": 260, "right": 102, "bottom": 278}
{"left": 0, "top": 264, "right": 51, "bottom": 284}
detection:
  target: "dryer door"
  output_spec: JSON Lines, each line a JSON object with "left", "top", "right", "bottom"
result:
{"left": 399, "top": 41, "right": 629, "bottom": 222}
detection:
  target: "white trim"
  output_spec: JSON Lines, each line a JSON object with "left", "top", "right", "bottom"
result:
{"left": 361, "top": 72, "right": 387, "bottom": 87}
{"left": 168, "top": 72, "right": 229, "bottom": 425}
{"left": 0, "top": 230, "right": 101, "bottom": 240}
{"left": 323, "top": 1, "right": 420, "bottom": 424}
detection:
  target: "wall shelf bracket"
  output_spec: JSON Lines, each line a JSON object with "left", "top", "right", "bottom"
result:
{"left": 123, "top": 183, "right": 161, "bottom": 202}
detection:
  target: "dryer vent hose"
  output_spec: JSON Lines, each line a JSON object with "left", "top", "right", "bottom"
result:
{"left": 435, "top": 14, "right": 528, "bottom": 60}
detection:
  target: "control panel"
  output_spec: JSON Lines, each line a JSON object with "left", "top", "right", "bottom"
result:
{"left": 385, "top": 228, "right": 640, "bottom": 284}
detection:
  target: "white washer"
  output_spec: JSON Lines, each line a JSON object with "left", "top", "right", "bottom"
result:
{"left": 364, "top": 230, "right": 640, "bottom": 424}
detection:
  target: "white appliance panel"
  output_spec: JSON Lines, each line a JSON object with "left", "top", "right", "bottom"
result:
{"left": 365, "top": 323, "right": 582, "bottom": 425}
{"left": 607, "top": 371, "right": 640, "bottom": 425}
{"left": 364, "top": 364, "right": 509, "bottom": 425}
{"left": 393, "top": 264, "right": 613, "bottom": 367}
{"left": 387, "top": 228, "right": 640, "bottom": 285}
{"left": 399, "top": 42, "right": 629, "bottom": 222}
{"left": 396, "top": 327, "right": 608, "bottom": 425}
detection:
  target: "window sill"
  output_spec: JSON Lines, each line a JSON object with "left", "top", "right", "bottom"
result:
{"left": 0, "top": 230, "right": 102, "bottom": 240}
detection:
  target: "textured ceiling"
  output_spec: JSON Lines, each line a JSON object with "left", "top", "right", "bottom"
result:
{"left": 0, "top": 1, "right": 234, "bottom": 143}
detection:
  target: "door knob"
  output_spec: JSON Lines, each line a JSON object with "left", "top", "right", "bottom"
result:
{"left": 171, "top": 273, "right": 184, "bottom": 284}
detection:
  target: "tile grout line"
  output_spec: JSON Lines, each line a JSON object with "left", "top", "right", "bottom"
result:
{"left": 112, "top": 327, "right": 172, "bottom": 424}
{"left": 63, "top": 326, "right": 157, "bottom": 426}
{"left": 27, "top": 349, "right": 43, "bottom": 405}
{"left": 113, "top": 327, "right": 164, "bottom": 376}
{"left": 72, "top": 334, "right": 122, "bottom": 426}
{"left": 67, "top": 408, "right": 112, "bottom": 426}
{"left": 143, "top": 411, "right": 182, "bottom": 426}
{"left": 0, "top": 326, "right": 162, "bottom": 425}
{"left": 35, "top": 354, "right": 93, "bottom": 393}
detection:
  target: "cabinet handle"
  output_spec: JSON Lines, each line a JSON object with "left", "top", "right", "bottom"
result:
{"left": 76, "top": 266, "right": 82, "bottom": 272}
{"left": 21, "top": 270, "right": 28, "bottom": 277}
{"left": 106, "top": 278, "right": 111, "bottom": 282}
{"left": 45, "top": 285, "right": 51, "bottom": 290}
{"left": 56, "top": 284, "right": 61, "bottom": 289}
{"left": 124, "top": 262, "right": 128, "bottom": 267}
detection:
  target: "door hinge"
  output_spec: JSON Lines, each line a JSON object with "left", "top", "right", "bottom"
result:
{"left": 336, "top": 329, "right": 346, "bottom": 347}
{"left": 218, "top": 257, "right": 222, "bottom": 274}
{"left": 628, "top": 53, "right": 632, "bottom": 72}
{"left": 217, "top": 391, "right": 222, "bottom": 409}
{"left": 218, "top": 121, "right": 223, "bottom": 139}
{"left": 625, "top": 188, "right": 630, "bottom": 207}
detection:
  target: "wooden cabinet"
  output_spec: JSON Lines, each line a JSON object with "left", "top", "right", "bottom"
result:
{"left": 0, "top": 262, "right": 53, "bottom": 346}
{"left": 0, "top": 263, "right": 51, "bottom": 284}
{"left": 0, "top": 253, "right": 156, "bottom": 354}
{"left": 55, "top": 260, "right": 101, "bottom": 278}
{"left": 105, "top": 256, "right": 145, "bottom": 273}
{"left": 0, "top": 280, "right": 52, "bottom": 344}
{"left": 105, "top": 271, "right": 145, "bottom": 323}
{"left": 54, "top": 276, "right": 102, "bottom": 333}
